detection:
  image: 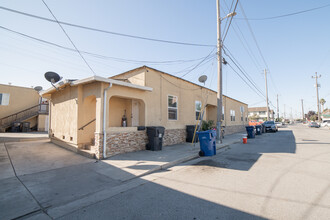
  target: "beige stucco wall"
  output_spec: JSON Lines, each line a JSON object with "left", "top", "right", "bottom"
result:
{"left": 50, "top": 86, "right": 78, "bottom": 144}
{"left": 0, "top": 84, "right": 40, "bottom": 119}
{"left": 113, "top": 68, "right": 247, "bottom": 130}
{"left": 38, "top": 114, "right": 48, "bottom": 131}
{"left": 223, "top": 96, "right": 248, "bottom": 127}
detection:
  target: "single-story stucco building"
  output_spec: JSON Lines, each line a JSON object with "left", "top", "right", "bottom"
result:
{"left": 41, "top": 66, "right": 248, "bottom": 159}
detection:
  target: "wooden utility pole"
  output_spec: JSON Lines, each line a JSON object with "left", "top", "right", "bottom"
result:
{"left": 264, "top": 69, "right": 269, "bottom": 120}
{"left": 276, "top": 94, "right": 279, "bottom": 121}
{"left": 312, "top": 72, "right": 321, "bottom": 122}
{"left": 216, "top": 0, "right": 223, "bottom": 143}
{"left": 301, "top": 99, "right": 304, "bottom": 121}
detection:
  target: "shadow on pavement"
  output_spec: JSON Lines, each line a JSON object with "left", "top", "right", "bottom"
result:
{"left": 0, "top": 136, "right": 266, "bottom": 220}
{"left": 57, "top": 180, "right": 267, "bottom": 220}
{"left": 193, "top": 130, "right": 296, "bottom": 171}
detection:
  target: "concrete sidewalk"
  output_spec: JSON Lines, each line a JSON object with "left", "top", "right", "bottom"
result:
{"left": 102, "top": 132, "right": 245, "bottom": 181}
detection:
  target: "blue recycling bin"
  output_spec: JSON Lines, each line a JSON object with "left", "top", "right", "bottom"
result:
{"left": 197, "top": 130, "right": 216, "bottom": 156}
{"left": 245, "top": 126, "right": 255, "bottom": 138}
{"left": 255, "top": 125, "right": 262, "bottom": 135}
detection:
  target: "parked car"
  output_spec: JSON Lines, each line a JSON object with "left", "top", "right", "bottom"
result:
{"left": 275, "top": 122, "right": 283, "bottom": 128}
{"left": 321, "top": 121, "right": 329, "bottom": 127}
{"left": 308, "top": 122, "right": 320, "bottom": 128}
{"left": 263, "top": 121, "right": 278, "bottom": 132}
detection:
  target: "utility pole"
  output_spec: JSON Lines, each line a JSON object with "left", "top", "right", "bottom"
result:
{"left": 312, "top": 72, "right": 321, "bottom": 122}
{"left": 284, "top": 104, "right": 286, "bottom": 120}
{"left": 264, "top": 69, "right": 269, "bottom": 121}
{"left": 276, "top": 94, "right": 279, "bottom": 121}
{"left": 301, "top": 99, "right": 304, "bottom": 121}
{"left": 216, "top": 0, "right": 223, "bottom": 143}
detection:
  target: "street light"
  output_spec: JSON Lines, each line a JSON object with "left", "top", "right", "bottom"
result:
{"left": 216, "top": 0, "right": 237, "bottom": 144}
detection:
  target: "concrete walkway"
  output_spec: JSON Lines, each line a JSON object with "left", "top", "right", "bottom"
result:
{"left": 103, "top": 132, "right": 246, "bottom": 181}
{"left": 0, "top": 131, "right": 247, "bottom": 219}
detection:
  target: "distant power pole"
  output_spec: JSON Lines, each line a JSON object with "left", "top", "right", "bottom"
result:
{"left": 301, "top": 99, "right": 304, "bottom": 121}
{"left": 284, "top": 104, "right": 286, "bottom": 120}
{"left": 276, "top": 94, "right": 279, "bottom": 121}
{"left": 264, "top": 69, "right": 269, "bottom": 120}
{"left": 312, "top": 72, "right": 321, "bottom": 122}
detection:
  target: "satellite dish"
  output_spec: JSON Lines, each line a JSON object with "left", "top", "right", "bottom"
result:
{"left": 45, "top": 71, "right": 61, "bottom": 83}
{"left": 198, "top": 75, "right": 208, "bottom": 84}
{"left": 34, "top": 86, "right": 43, "bottom": 92}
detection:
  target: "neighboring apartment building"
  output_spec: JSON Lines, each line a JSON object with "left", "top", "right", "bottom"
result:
{"left": 41, "top": 66, "right": 248, "bottom": 159}
{"left": 321, "top": 109, "right": 330, "bottom": 122}
{"left": 248, "top": 107, "right": 275, "bottom": 121}
{"left": 0, "top": 84, "right": 48, "bottom": 132}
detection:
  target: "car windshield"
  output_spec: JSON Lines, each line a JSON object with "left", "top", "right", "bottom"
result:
{"left": 264, "top": 121, "right": 274, "bottom": 124}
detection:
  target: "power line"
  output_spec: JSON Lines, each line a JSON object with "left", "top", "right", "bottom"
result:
{"left": 235, "top": 3, "right": 330, "bottom": 21}
{"left": 41, "top": 0, "right": 96, "bottom": 75}
{"left": 222, "top": 0, "right": 239, "bottom": 42}
{"left": 221, "top": 2, "right": 262, "bottom": 70}
{"left": 223, "top": 46, "right": 265, "bottom": 98}
{"left": 227, "top": 62, "right": 266, "bottom": 100}
{"left": 0, "top": 25, "right": 212, "bottom": 65}
{"left": 180, "top": 48, "right": 217, "bottom": 77}
{"left": 239, "top": 2, "right": 269, "bottom": 70}
{"left": 0, "top": 6, "right": 215, "bottom": 47}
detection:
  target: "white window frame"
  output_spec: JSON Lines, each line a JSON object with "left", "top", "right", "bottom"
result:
{"left": 168, "top": 95, "right": 178, "bottom": 120}
{"left": 230, "top": 110, "right": 236, "bottom": 121}
{"left": 0, "top": 93, "right": 10, "bottom": 106}
{"left": 195, "top": 100, "right": 202, "bottom": 120}
{"left": 222, "top": 106, "right": 225, "bottom": 120}
{"left": 240, "top": 106, "right": 244, "bottom": 121}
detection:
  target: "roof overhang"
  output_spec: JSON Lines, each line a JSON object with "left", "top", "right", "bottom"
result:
{"left": 40, "top": 75, "right": 153, "bottom": 96}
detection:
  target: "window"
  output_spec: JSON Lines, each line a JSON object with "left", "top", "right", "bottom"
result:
{"left": 168, "top": 95, "right": 178, "bottom": 120}
{"left": 222, "top": 106, "right": 224, "bottom": 120}
{"left": 240, "top": 106, "right": 244, "bottom": 121}
{"left": 195, "top": 101, "right": 202, "bottom": 120}
{"left": 0, "top": 93, "right": 10, "bottom": 105}
{"left": 230, "top": 110, "right": 235, "bottom": 121}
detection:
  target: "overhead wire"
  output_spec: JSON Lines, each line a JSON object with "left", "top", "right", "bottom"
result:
{"left": 221, "top": 2, "right": 262, "bottom": 70}
{"left": 223, "top": 45, "right": 265, "bottom": 98}
{"left": 239, "top": 2, "right": 280, "bottom": 96}
{"left": 235, "top": 3, "right": 330, "bottom": 21}
{"left": 0, "top": 6, "right": 215, "bottom": 47}
{"left": 0, "top": 25, "right": 212, "bottom": 65}
{"left": 179, "top": 48, "right": 217, "bottom": 77}
{"left": 222, "top": 0, "right": 239, "bottom": 42}
{"left": 41, "top": 0, "right": 96, "bottom": 75}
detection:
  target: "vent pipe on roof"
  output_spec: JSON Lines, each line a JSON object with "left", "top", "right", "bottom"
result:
{"left": 103, "top": 83, "right": 112, "bottom": 159}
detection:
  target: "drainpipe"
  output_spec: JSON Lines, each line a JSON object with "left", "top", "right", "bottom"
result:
{"left": 103, "top": 83, "right": 112, "bottom": 159}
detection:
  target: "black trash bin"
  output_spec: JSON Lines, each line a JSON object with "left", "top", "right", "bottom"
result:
{"left": 186, "top": 125, "right": 199, "bottom": 143}
{"left": 11, "top": 122, "right": 21, "bottom": 132}
{"left": 21, "top": 122, "right": 30, "bottom": 132}
{"left": 146, "top": 126, "right": 165, "bottom": 151}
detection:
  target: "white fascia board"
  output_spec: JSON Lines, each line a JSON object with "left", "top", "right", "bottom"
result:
{"left": 39, "top": 80, "right": 70, "bottom": 96}
{"left": 71, "top": 75, "right": 153, "bottom": 91}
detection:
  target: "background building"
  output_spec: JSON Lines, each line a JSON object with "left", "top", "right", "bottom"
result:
{"left": 248, "top": 107, "right": 275, "bottom": 121}
{"left": 0, "top": 84, "right": 48, "bottom": 132}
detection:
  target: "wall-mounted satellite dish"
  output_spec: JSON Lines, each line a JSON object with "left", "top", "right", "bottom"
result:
{"left": 34, "top": 86, "right": 43, "bottom": 92}
{"left": 198, "top": 75, "right": 208, "bottom": 85}
{"left": 44, "top": 71, "right": 62, "bottom": 90}
{"left": 45, "top": 71, "right": 61, "bottom": 83}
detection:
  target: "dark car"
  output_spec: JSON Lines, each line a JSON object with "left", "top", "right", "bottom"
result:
{"left": 263, "top": 121, "right": 278, "bottom": 132}
{"left": 308, "top": 122, "right": 320, "bottom": 128}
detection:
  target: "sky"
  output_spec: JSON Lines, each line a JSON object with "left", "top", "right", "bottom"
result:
{"left": 0, "top": 0, "right": 330, "bottom": 119}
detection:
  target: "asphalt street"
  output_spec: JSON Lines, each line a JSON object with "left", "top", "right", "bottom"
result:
{"left": 58, "top": 125, "right": 330, "bottom": 220}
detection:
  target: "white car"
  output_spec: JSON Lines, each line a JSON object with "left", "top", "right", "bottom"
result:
{"left": 321, "top": 121, "right": 329, "bottom": 127}
{"left": 275, "top": 122, "right": 283, "bottom": 128}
